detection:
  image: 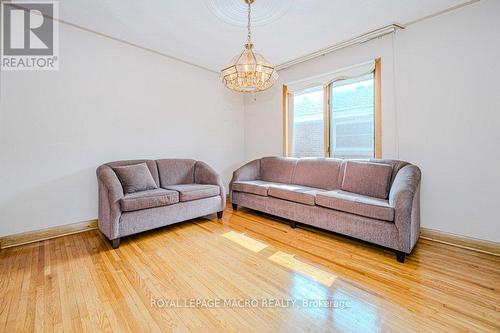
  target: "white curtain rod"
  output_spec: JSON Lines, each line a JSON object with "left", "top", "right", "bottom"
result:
{"left": 275, "top": 24, "right": 404, "bottom": 71}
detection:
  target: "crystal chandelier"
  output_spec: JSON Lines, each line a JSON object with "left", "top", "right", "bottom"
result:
{"left": 220, "top": 0, "right": 278, "bottom": 92}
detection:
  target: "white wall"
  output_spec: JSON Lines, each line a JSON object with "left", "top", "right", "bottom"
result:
{"left": 244, "top": 0, "right": 500, "bottom": 242}
{"left": 0, "top": 21, "right": 245, "bottom": 236}
{"left": 244, "top": 35, "right": 399, "bottom": 161}
{"left": 1, "top": 1, "right": 498, "bottom": 243}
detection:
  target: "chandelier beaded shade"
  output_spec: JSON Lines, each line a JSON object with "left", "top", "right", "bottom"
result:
{"left": 220, "top": 0, "right": 278, "bottom": 92}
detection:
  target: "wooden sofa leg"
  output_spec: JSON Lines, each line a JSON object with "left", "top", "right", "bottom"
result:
{"left": 232, "top": 203, "right": 237, "bottom": 211}
{"left": 111, "top": 238, "right": 120, "bottom": 249}
{"left": 290, "top": 221, "right": 296, "bottom": 229}
{"left": 217, "top": 211, "right": 223, "bottom": 219}
{"left": 395, "top": 251, "right": 405, "bottom": 263}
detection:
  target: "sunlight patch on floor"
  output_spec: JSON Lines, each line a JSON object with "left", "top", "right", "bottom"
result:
{"left": 269, "top": 251, "right": 337, "bottom": 287}
{"left": 221, "top": 231, "right": 268, "bottom": 253}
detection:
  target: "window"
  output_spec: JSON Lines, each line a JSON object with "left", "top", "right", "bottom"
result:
{"left": 283, "top": 59, "right": 381, "bottom": 159}
{"left": 330, "top": 73, "right": 374, "bottom": 159}
{"left": 290, "top": 86, "right": 324, "bottom": 157}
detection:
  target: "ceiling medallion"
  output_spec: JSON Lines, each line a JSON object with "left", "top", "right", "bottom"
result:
{"left": 207, "top": 0, "right": 292, "bottom": 27}
{"left": 220, "top": 0, "right": 278, "bottom": 93}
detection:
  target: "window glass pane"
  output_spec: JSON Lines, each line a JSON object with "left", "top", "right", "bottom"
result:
{"left": 291, "top": 86, "right": 324, "bottom": 157}
{"left": 330, "top": 73, "right": 374, "bottom": 159}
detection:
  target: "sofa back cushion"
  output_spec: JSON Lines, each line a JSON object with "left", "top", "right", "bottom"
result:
{"left": 112, "top": 163, "right": 158, "bottom": 194}
{"left": 156, "top": 159, "right": 196, "bottom": 186}
{"left": 291, "top": 158, "right": 342, "bottom": 190}
{"left": 260, "top": 157, "right": 297, "bottom": 183}
{"left": 370, "top": 159, "right": 410, "bottom": 186}
{"left": 341, "top": 161, "right": 393, "bottom": 199}
{"left": 106, "top": 160, "right": 160, "bottom": 187}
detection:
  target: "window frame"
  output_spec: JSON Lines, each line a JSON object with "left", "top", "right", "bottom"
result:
{"left": 283, "top": 58, "right": 382, "bottom": 159}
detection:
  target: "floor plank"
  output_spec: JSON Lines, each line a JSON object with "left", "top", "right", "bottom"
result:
{"left": 1, "top": 206, "right": 499, "bottom": 332}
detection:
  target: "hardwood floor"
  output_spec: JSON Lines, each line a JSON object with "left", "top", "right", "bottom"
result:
{"left": 1, "top": 206, "right": 499, "bottom": 332}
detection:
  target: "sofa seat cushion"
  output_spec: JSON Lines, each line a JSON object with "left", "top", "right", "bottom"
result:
{"left": 268, "top": 184, "right": 326, "bottom": 206}
{"left": 316, "top": 190, "right": 395, "bottom": 221}
{"left": 165, "top": 184, "right": 220, "bottom": 202}
{"left": 232, "top": 180, "right": 286, "bottom": 196}
{"left": 120, "top": 189, "right": 179, "bottom": 212}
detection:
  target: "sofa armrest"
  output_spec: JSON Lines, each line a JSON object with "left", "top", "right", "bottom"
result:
{"left": 96, "top": 165, "right": 124, "bottom": 240}
{"left": 194, "top": 161, "right": 226, "bottom": 212}
{"left": 230, "top": 159, "right": 261, "bottom": 183}
{"left": 229, "top": 159, "right": 261, "bottom": 202}
{"left": 389, "top": 165, "right": 422, "bottom": 253}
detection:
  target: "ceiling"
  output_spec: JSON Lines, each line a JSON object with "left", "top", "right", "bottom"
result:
{"left": 59, "top": 0, "right": 471, "bottom": 72}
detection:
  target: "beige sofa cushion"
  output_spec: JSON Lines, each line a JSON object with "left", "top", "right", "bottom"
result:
{"left": 231, "top": 180, "right": 277, "bottom": 196}
{"left": 341, "top": 161, "right": 393, "bottom": 199}
{"left": 112, "top": 163, "right": 158, "bottom": 194}
{"left": 260, "top": 157, "right": 297, "bottom": 183}
{"left": 268, "top": 184, "right": 326, "bottom": 206}
{"left": 291, "top": 158, "right": 342, "bottom": 190}
{"left": 165, "top": 184, "right": 220, "bottom": 202}
{"left": 120, "top": 189, "right": 179, "bottom": 212}
{"left": 156, "top": 159, "right": 196, "bottom": 186}
{"left": 316, "top": 190, "right": 394, "bottom": 221}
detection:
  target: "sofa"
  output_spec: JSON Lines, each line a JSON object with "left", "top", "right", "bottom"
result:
{"left": 230, "top": 157, "right": 421, "bottom": 262}
{"left": 97, "top": 159, "right": 225, "bottom": 248}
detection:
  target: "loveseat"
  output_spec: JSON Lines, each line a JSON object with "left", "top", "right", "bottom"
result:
{"left": 230, "top": 157, "right": 421, "bottom": 262}
{"left": 97, "top": 159, "right": 225, "bottom": 248}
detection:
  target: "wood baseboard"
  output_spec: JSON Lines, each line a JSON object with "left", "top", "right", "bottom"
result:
{"left": 0, "top": 219, "right": 98, "bottom": 250}
{"left": 1, "top": 217, "right": 498, "bottom": 258}
{"left": 420, "top": 228, "right": 500, "bottom": 256}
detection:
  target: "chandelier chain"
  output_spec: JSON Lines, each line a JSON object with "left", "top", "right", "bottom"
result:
{"left": 247, "top": 1, "right": 251, "bottom": 43}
